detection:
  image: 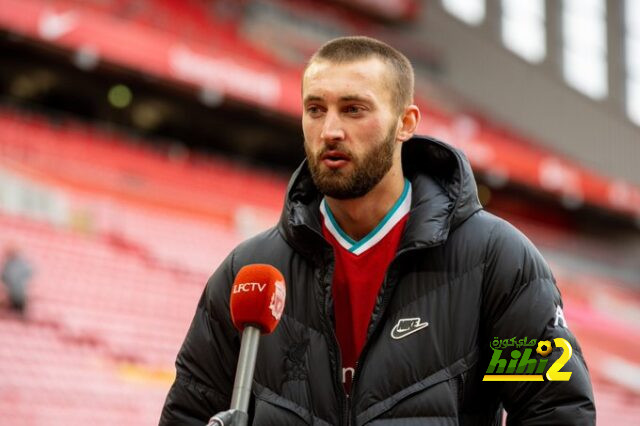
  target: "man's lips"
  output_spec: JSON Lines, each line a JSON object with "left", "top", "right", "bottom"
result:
{"left": 320, "top": 150, "right": 351, "bottom": 168}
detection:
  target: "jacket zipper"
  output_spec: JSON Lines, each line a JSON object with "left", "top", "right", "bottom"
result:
{"left": 349, "top": 243, "right": 443, "bottom": 425}
{"left": 349, "top": 271, "right": 392, "bottom": 426}
{"left": 317, "top": 247, "right": 349, "bottom": 426}
{"left": 300, "top": 225, "right": 349, "bottom": 426}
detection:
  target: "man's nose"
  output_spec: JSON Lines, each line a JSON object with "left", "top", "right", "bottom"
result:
{"left": 320, "top": 111, "right": 345, "bottom": 142}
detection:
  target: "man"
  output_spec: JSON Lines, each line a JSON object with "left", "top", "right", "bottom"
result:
{"left": 1, "top": 246, "right": 32, "bottom": 316}
{"left": 160, "top": 36, "right": 595, "bottom": 425}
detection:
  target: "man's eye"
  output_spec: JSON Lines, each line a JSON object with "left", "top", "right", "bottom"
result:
{"left": 345, "top": 106, "right": 363, "bottom": 114}
{"left": 307, "top": 106, "right": 322, "bottom": 115}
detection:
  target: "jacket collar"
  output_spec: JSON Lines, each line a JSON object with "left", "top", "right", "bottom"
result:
{"left": 277, "top": 135, "right": 482, "bottom": 258}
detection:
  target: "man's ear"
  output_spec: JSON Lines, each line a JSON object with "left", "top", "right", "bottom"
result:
{"left": 397, "top": 105, "right": 420, "bottom": 141}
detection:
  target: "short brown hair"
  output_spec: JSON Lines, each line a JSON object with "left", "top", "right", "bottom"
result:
{"left": 306, "top": 36, "right": 415, "bottom": 114}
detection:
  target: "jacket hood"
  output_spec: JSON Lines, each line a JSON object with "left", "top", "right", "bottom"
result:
{"left": 278, "top": 135, "right": 482, "bottom": 257}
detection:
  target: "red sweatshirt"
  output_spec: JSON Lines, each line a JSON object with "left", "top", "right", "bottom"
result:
{"left": 320, "top": 179, "right": 411, "bottom": 394}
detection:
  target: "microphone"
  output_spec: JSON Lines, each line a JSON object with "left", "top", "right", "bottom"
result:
{"left": 208, "top": 264, "right": 286, "bottom": 426}
{"left": 229, "top": 264, "right": 286, "bottom": 335}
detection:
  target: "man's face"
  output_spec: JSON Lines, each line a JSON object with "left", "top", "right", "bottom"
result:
{"left": 302, "top": 57, "right": 401, "bottom": 199}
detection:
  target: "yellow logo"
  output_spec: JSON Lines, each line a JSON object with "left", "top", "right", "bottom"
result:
{"left": 482, "top": 337, "right": 573, "bottom": 382}
{"left": 536, "top": 340, "right": 553, "bottom": 357}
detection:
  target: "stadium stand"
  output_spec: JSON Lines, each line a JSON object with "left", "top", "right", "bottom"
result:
{"left": 0, "top": 109, "right": 285, "bottom": 423}
{"left": 0, "top": 212, "right": 195, "bottom": 424}
{"left": 0, "top": 108, "right": 285, "bottom": 218}
{"left": 0, "top": 108, "right": 638, "bottom": 424}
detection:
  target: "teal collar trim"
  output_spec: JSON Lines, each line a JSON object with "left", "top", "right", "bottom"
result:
{"left": 320, "top": 178, "right": 411, "bottom": 255}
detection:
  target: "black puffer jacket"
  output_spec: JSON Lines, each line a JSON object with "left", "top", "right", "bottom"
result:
{"left": 160, "top": 136, "right": 595, "bottom": 425}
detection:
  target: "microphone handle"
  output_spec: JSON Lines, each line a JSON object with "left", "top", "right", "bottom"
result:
{"left": 230, "top": 325, "right": 261, "bottom": 422}
{"left": 207, "top": 409, "right": 248, "bottom": 426}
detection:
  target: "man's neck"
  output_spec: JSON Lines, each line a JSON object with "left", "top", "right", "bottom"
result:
{"left": 325, "top": 167, "right": 406, "bottom": 241}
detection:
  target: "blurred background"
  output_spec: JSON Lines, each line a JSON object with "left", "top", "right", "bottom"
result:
{"left": 0, "top": 0, "right": 638, "bottom": 424}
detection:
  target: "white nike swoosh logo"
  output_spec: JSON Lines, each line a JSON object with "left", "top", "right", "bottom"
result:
{"left": 391, "top": 318, "right": 429, "bottom": 340}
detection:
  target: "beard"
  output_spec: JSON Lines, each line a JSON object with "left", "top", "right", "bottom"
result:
{"left": 305, "top": 124, "right": 397, "bottom": 200}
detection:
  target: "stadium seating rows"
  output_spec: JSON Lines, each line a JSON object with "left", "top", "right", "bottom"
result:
{"left": 0, "top": 210, "right": 208, "bottom": 424}
{"left": 1, "top": 212, "right": 203, "bottom": 367}
{"left": 0, "top": 108, "right": 285, "bottom": 224}
{"left": 65, "top": 0, "right": 284, "bottom": 68}
{"left": 0, "top": 314, "right": 169, "bottom": 425}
